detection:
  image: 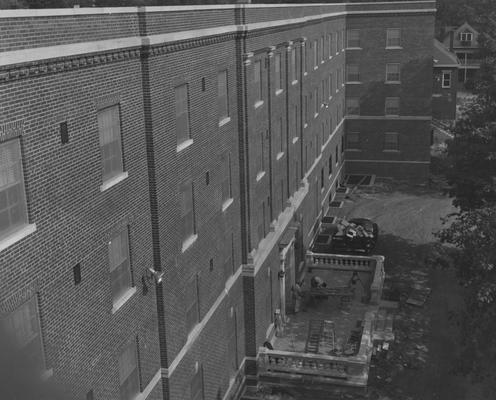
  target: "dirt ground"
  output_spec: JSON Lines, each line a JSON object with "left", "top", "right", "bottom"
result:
{"left": 263, "top": 181, "right": 495, "bottom": 400}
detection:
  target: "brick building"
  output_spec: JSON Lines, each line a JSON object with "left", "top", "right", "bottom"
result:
{"left": 0, "top": 2, "right": 435, "bottom": 400}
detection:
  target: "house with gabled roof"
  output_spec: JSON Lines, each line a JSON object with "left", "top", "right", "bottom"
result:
{"left": 433, "top": 39, "right": 460, "bottom": 121}
{"left": 441, "top": 22, "right": 480, "bottom": 83}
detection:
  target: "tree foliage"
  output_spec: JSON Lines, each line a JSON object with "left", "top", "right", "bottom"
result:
{"left": 436, "top": 207, "right": 496, "bottom": 379}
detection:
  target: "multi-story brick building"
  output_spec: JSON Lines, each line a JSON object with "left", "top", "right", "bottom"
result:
{"left": 0, "top": 2, "right": 435, "bottom": 400}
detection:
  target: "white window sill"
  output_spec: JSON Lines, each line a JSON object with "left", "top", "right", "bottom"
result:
{"left": 275, "top": 89, "right": 283, "bottom": 96}
{"left": 181, "top": 234, "right": 198, "bottom": 253}
{"left": 385, "top": 81, "right": 401, "bottom": 85}
{"left": 276, "top": 151, "right": 284, "bottom": 160}
{"left": 291, "top": 79, "right": 298, "bottom": 86}
{"left": 336, "top": 89, "right": 339, "bottom": 93}
{"left": 335, "top": 52, "right": 339, "bottom": 56}
{"left": 441, "top": 86, "right": 451, "bottom": 89}
{"left": 346, "top": 148, "right": 362, "bottom": 152}
{"left": 321, "top": 60, "right": 325, "bottom": 64}
{"left": 0, "top": 223, "right": 37, "bottom": 253}
{"left": 321, "top": 186, "right": 325, "bottom": 193}
{"left": 385, "top": 114, "right": 400, "bottom": 118}
{"left": 219, "top": 117, "right": 231, "bottom": 127}
{"left": 292, "top": 136, "right": 299, "bottom": 144}
{"left": 304, "top": 123, "right": 308, "bottom": 129}
{"left": 328, "top": 173, "right": 333, "bottom": 180}
{"left": 346, "top": 81, "right": 362, "bottom": 85}
{"left": 222, "top": 198, "right": 234, "bottom": 212}
{"left": 303, "top": 72, "right": 308, "bottom": 77}
{"left": 386, "top": 46, "right": 403, "bottom": 50}
{"left": 254, "top": 100, "right": 264, "bottom": 109}
{"left": 346, "top": 47, "right": 362, "bottom": 50}
{"left": 100, "top": 171, "right": 129, "bottom": 192}
{"left": 342, "top": 83, "right": 345, "bottom": 87}
{"left": 383, "top": 149, "right": 400, "bottom": 153}
{"left": 177, "top": 138, "right": 193, "bottom": 153}
{"left": 314, "top": 113, "right": 318, "bottom": 119}
{"left": 256, "top": 171, "right": 266, "bottom": 182}
{"left": 112, "top": 287, "right": 137, "bottom": 314}
{"left": 329, "top": 56, "right": 333, "bottom": 60}
{"left": 313, "top": 66, "right": 318, "bottom": 70}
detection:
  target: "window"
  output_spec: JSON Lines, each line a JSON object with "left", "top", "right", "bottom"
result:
{"left": 346, "top": 132, "right": 361, "bottom": 150}
{"left": 228, "top": 309, "right": 238, "bottom": 377}
{"left": 303, "top": 44, "right": 307, "bottom": 74}
{"left": 291, "top": 48, "right": 297, "bottom": 82}
{"left": 0, "top": 139, "right": 29, "bottom": 240}
{"left": 191, "top": 364, "right": 204, "bottom": 400}
{"left": 109, "top": 229, "right": 132, "bottom": 305}
{"left": 329, "top": 73, "right": 333, "bottom": 97}
{"left": 320, "top": 36, "right": 325, "bottom": 61}
{"left": 98, "top": 105, "right": 124, "bottom": 181}
{"left": 258, "top": 131, "right": 265, "bottom": 173}
{"left": 342, "top": 29, "right": 345, "bottom": 50}
{"left": 336, "top": 68, "right": 340, "bottom": 90}
{"left": 180, "top": 181, "right": 195, "bottom": 242}
{"left": 334, "top": 33, "right": 338, "bottom": 54}
{"left": 346, "top": 98, "right": 360, "bottom": 115}
{"left": 386, "top": 28, "right": 401, "bottom": 47}
{"left": 328, "top": 155, "right": 332, "bottom": 175}
{"left": 384, "top": 132, "right": 399, "bottom": 151}
{"left": 386, "top": 63, "right": 401, "bottom": 83}
{"left": 275, "top": 53, "right": 282, "bottom": 92}
{"left": 221, "top": 153, "right": 232, "bottom": 204}
{"left": 118, "top": 340, "right": 140, "bottom": 400}
{"left": 385, "top": 97, "right": 400, "bottom": 116}
{"left": 327, "top": 34, "right": 332, "bottom": 58}
{"left": 320, "top": 168, "right": 324, "bottom": 189}
{"left": 254, "top": 60, "right": 263, "bottom": 103}
{"left": 2, "top": 297, "right": 45, "bottom": 373}
{"left": 257, "top": 201, "right": 266, "bottom": 241}
{"left": 175, "top": 84, "right": 191, "bottom": 147}
{"left": 321, "top": 80, "right": 325, "bottom": 106}
{"left": 346, "top": 64, "right": 360, "bottom": 82}
{"left": 337, "top": 31, "right": 341, "bottom": 51}
{"left": 347, "top": 29, "right": 360, "bottom": 48}
{"left": 304, "top": 95, "right": 308, "bottom": 125}
{"left": 278, "top": 117, "right": 284, "bottom": 154}
{"left": 460, "top": 32, "right": 473, "bottom": 42}
{"left": 218, "top": 70, "right": 229, "bottom": 122}
{"left": 313, "top": 40, "right": 318, "bottom": 68}
{"left": 314, "top": 88, "right": 319, "bottom": 116}
{"left": 442, "top": 71, "right": 452, "bottom": 88}
{"left": 335, "top": 145, "right": 339, "bottom": 164}
{"left": 185, "top": 274, "right": 200, "bottom": 333}
{"left": 294, "top": 104, "right": 299, "bottom": 140}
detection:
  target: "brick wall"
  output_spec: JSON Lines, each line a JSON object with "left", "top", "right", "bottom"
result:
{"left": 0, "top": 3, "right": 435, "bottom": 399}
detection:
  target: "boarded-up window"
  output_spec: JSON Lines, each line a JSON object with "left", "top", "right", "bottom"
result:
{"left": 98, "top": 105, "right": 123, "bottom": 182}
{"left": 0, "top": 139, "right": 28, "bottom": 239}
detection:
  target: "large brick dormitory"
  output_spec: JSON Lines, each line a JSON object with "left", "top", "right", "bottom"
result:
{"left": 0, "top": 2, "right": 435, "bottom": 400}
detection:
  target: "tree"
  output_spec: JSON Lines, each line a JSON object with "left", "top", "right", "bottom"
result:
{"left": 445, "top": 96, "right": 496, "bottom": 211}
{"left": 436, "top": 207, "right": 496, "bottom": 380}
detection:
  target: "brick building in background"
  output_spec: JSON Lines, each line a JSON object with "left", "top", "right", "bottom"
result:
{"left": 0, "top": 2, "right": 435, "bottom": 400}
